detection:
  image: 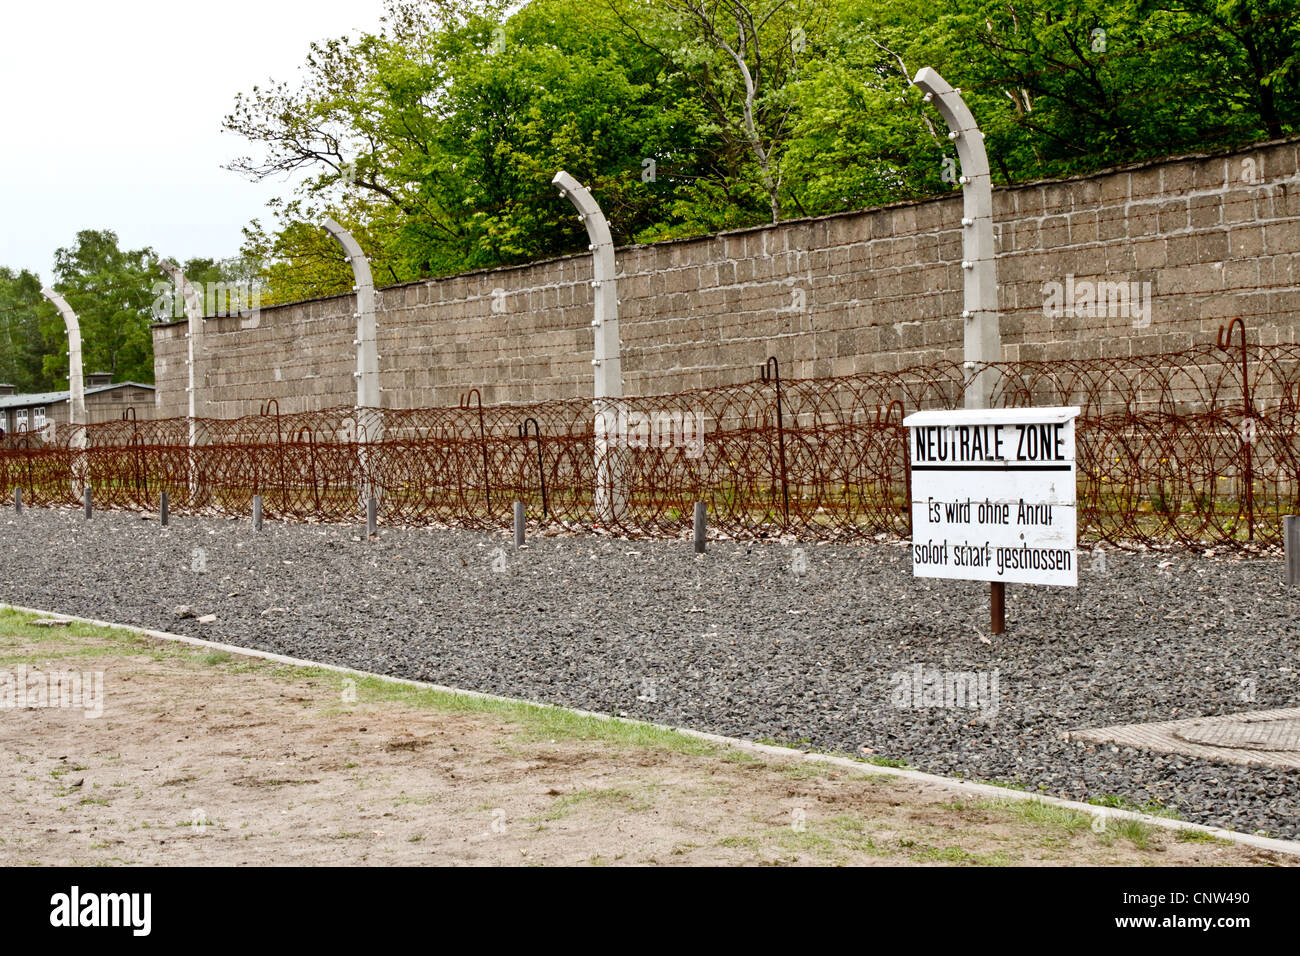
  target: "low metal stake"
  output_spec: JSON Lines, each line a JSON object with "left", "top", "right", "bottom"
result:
{"left": 367, "top": 497, "right": 377, "bottom": 538}
{"left": 14, "top": 488, "right": 20, "bottom": 514}
{"left": 514, "top": 501, "right": 526, "bottom": 548}
{"left": 253, "top": 494, "right": 263, "bottom": 533}
{"left": 1286, "top": 515, "right": 1299, "bottom": 587}
{"left": 83, "top": 486, "right": 92, "bottom": 520}
{"left": 693, "top": 501, "right": 707, "bottom": 554}
{"left": 160, "top": 492, "right": 169, "bottom": 527}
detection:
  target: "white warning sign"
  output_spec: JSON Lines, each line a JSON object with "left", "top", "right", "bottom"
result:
{"left": 903, "top": 407, "right": 1081, "bottom": 587}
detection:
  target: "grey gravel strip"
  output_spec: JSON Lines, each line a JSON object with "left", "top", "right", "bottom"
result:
{"left": 2, "top": 507, "right": 1298, "bottom": 839}
{"left": 5, "top": 598, "right": 1298, "bottom": 859}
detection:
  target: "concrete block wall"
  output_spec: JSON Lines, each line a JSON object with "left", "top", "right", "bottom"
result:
{"left": 152, "top": 137, "right": 1300, "bottom": 420}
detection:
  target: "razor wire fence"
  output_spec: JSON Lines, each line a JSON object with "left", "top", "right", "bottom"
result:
{"left": 2, "top": 334, "right": 1298, "bottom": 551}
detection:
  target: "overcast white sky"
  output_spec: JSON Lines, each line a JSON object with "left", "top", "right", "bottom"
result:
{"left": 0, "top": 0, "right": 389, "bottom": 281}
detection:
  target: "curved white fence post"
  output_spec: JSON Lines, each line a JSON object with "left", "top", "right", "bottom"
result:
{"left": 323, "top": 218, "right": 382, "bottom": 508}
{"left": 41, "top": 288, "right": 87, "bottom": 496}
{"left": 553, "top": 171, "right": 625, "bottom": 524}
{"left": 323, "top": 218, "right": 380, "bottom": 414}
{"left": 912, "top": 67, "right": 1001, "bottom": 410}
{"left": 913, "top": 67, "right": 1008, "bottom": 626}
{"left": 158, "top": 258, "right": 205, "bottom": 500}
{"left": 40, "top": 288, "right": 86, "bottom": 437}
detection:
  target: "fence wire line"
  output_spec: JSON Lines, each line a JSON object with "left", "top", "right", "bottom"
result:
{"left": 3, "top": 337, "right": 1298, "bottom": 550}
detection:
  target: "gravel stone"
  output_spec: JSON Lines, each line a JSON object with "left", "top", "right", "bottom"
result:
{"left": 3, "top": 507, "right": 1298, "bottom": 838}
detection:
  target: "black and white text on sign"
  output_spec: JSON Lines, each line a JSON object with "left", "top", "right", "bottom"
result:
{"left": 903, "top": 407, "right": 1081, "bottom": 587}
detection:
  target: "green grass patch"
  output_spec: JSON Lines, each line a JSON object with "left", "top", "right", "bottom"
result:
{"left": 906, "top": 842, "right": 1013, "bottom": 866}
{"left": 858, "top": 755, "right": 909, "bottom": 769}
{"left": 0, "top": 608, "right": 144, "bottom": 650}
{"left": 349, "top": 674, "right": 722, "bottom": 758}
{"left": 528, "top": 788, "right": 643, "bottom": 823}
{"left": 716, "top": 835, "right": 760, "bottom": 850}
{"left": 0, "top": 645, "right": 154, "bottom": 666}
{"left": 1088, "top": 794, "right": 1183, "bottom": 820}
{"left": 989, "top": 799, "right": 1092, "bottom": 836}
{"left": 1106, "top": 817, "right": 1159, "bottom": 850}
{"left": 0, "top": 605, "right": 725, "bottom": 760}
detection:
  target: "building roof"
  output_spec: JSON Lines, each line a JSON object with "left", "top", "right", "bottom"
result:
{"left": 0, "top": 382, "right": 155, "bottom": 411}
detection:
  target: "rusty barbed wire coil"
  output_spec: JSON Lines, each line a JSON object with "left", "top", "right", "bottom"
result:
{"left": 2, "top": 338, "right": 1296, "bottom": 551}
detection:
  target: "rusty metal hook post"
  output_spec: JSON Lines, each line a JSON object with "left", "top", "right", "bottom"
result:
{"left": 518, "top": 417, "right": 547, "bottom": 519}
{"left": 461, "top": 389, "right": 491, "bottom": 515}
{"left": 128, "top": 432, "right": 148, "bottom": 500}
{"left": 262, "top": 398, "right": 284, "bottom": 503}
{"left": 1217, "top": 318, "right": 1252, "bottom": 413}
{"left": 760, "top": 356, "right": 790, "bottom": 526}
{"left": 121, "top": 408, "right": 146, "bottom": 500}
{"left": 875, "top": 399, "right": 906, "bottom": 426}
{"left": 876, "top": 399, "right": 910, "bottom": 534}
{"left": 296, "top": 426, "right": 320, "bottom": 514}
{"left": 1218, "top": 318, "right": 1254, "bottom": 541}
{"left": 18, "top": 433, "right": 33, "bottom": 500}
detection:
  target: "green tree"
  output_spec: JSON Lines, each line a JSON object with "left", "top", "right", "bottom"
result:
{"left": 223, "top": 0, "right": 1299, "bottom": 301}
{"left": 47, "top": 230, "right": 162, "bottom": 385}
{"left": 0, "top": 268, "right": 55, "bottom": 392}
{"left": 857, "top": 0, "right": 1300, "bottom": 183}
{"left": 226, "top": 0, "right": 725, "bottom": 297}
{"left": 1143, "top": 0, "right": 1299, "bottom": 140}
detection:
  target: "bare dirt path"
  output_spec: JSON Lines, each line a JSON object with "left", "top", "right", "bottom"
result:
{"left": 0, "top": 610, "right": 1285, "bottom": 866}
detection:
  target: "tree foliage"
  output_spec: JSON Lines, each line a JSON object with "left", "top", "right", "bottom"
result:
{"left": 224, "top": 0, "right": 1298, "bottom": 301}
{"left": 2, "top": 0, "right": 1295, "bottom": 385}
{"left": 45, "top": 230, "right": 163, "bottom": 386}
{"left": 0, "top": 268, "right": 52, "bottom": 392}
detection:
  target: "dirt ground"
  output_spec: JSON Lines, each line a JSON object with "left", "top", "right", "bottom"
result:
{"left": 0, "top": 611, "right": 1289, "bottom": 866}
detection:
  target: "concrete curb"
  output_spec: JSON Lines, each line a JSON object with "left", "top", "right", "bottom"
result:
{"left": 6, "top": 601, "right": 1299, "bottom": 860}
